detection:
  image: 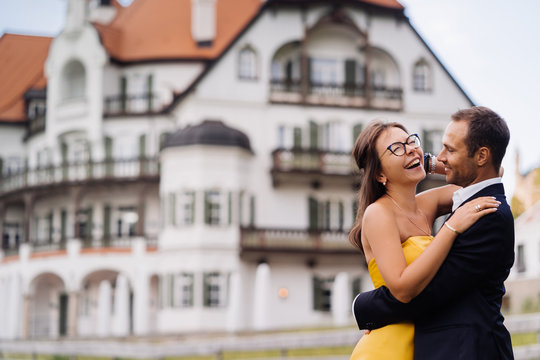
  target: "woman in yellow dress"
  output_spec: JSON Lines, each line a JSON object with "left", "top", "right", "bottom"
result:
{"left": 348, "top": 121, "right": 500, "bottom": 359}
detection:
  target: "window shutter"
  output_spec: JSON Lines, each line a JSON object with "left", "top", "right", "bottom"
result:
{"left": 169, "top": 274, "right": 174, "bottom": 308}
{"left": 312, "top": 277, "right": 322, "bottom": 310}
{"left": 308, "top": 197, "right": 318, "bottom": 231}
{"left": 170, "top": 193, "right": 176, "bottom": 226}
{"left": 309, "top": 121, "right": 319, "bottom": 150}
{"left": 345, "top": 59, "right": 356, "bottom": 95}
{"left": 422, "top": 130, "right": 433, "bottom": 154}
{"left": 293, "top": 127, "right": 302, "bottom": 148}
{"left": 228, "top": 192, "right": 232, "bottom": 225}
{"left": 352, "top": 124, "right": 363, "bottom": 144}
{"left": 203, "top": 273, "right": 210, "bottom": 307}
{"left": 352, "top": 277, "right": 362, "bottom": 302}
{"left": 47, "top": 212, "right": 54, "bottom": 243}
{"left": 147, "top": 74, "right": 153, "bottom": 111}
{"left": 61, "top": 143, "right": 68, "bottom": 180}
{"left": 120, "top": 76, "right": 127, "bottom": 113}
{"left": 103, "top": 205, "right": 111, "bottom": 239}
{"left": 249, "top": 195, "right": 255, "bottom": 227}
{"left": 188, "top": 273, "right": 194, "bottom": 307}
{"left": 139, "top": 134, "right": 146, "bottom": 159}
{"left": 204, "top": 191, "right": 210, "bottom": 225}
{"left": 60, "top": 209, "right": 67, "bottom": 241}
{"left": 190, "top": 191, "right": 196, "bottom": 225}
{"left": 338, "top": 201, "right": 344, "bottom": 231}
{"left": 87, "top": 207, "right": 93, "bottom": 240}
{"left": 324, "top": 201, "right": 331, "bottom": 230}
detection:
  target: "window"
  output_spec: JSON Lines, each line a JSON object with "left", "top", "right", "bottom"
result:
{"left": 203, "top": 272, "right": 228, "bottom": 308}
{"left": 61, "top": 60, "right": 86, "bottom": 101}
{"left": 169, "top": 193, "right": 176, "bottom": 226}
{"left": 413, "top": 60, "right": 431, "bottom": 92}
{"left": 310, "top": 58, "right": 338, "bottom": 85}
{"left": 181, "top": 191, "right": 196, "bottom": 225}
{"left": 352, "top": 277, "right": 362, "bottom": 302}
{"left": 422, "top": 129, "right": 444, "bottom": 155}
{"left": 371, "top": 70, "right": 386, "bottom": 89}
{"left": 204, "top": 191, "right": 222, "bottom": 225}
{"left": 238, "top": 46, "right": 257, "bottom": 80}
{"left": 517, "top": 244, "right": 526, "bottom": 273}
{"left": 308, "top": 198, "right": 345, "bottom": 231}
{"left": 169, "top": 273, "right": 194, "bottom": 308}
{"left": 118, "top": 207, "right": 138, "bottom": 237}
{"left": 313, "top": 276, "right": 334, "bottom": 312}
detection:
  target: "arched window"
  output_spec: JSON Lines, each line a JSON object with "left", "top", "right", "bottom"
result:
{"left": 238, "top": 46, "right": 257, "bottom": 80}
{"left": 413, "top": 59, "right": 431, "bottom": 92}
{"left": 61, "top": 60, "right": 86, "bottom": 101}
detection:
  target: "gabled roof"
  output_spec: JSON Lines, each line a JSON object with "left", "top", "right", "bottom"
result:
{"left": 94, "top": 0, "right": 264, "bottom": 62}
{"left": 0, "top": 34, "right": 51, "bottom": 123}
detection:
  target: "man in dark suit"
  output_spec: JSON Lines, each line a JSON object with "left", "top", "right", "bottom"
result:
{"left": 353, "top": 106, "right": 515, "bottom": 359}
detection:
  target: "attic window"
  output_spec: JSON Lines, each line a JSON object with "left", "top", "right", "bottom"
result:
{"left": 238, "top": 46, "right": 258, "bottom": 80}
{"left": 413, "top": 59, "right": 432, "bottom": 92}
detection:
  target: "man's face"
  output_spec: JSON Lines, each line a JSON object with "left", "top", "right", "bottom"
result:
{"left": 437, "top": 120, "right": 478, "bottom": 187}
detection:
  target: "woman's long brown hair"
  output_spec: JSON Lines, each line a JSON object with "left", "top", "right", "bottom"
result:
{"left": 349, "top": 120, "right": 409, "bottom": 252}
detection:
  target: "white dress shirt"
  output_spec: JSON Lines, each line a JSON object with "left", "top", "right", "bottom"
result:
{"left": 451, "top": 177, "right": 502, "bottom": 212}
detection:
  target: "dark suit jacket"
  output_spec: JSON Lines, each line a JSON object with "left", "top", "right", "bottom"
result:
{"left": 353, "top": 183, "right": 515, "bottom": 360}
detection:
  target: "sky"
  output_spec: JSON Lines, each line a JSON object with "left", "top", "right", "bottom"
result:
{"left": 0, "top": 0, "right": 539, "bottom": 198}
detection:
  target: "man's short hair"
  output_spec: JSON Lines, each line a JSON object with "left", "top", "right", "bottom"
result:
{"left": 451, "top": 106, "right": 510, "bottom": 171}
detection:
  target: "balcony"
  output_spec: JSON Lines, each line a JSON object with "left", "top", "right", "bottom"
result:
{"left": 271, "top": 148, "right": 360, "bottom": 188}
{"left": 240, "top": 227, "right": 357, "bottom": 259}
{"left": 269, "top": 79, "right": 402, "bottom": 110}
{"left": 104, "top": 93, "right": 161, "bottom": 117}
{"left": 0, "top": 157, "right": 159, "bottom": 198}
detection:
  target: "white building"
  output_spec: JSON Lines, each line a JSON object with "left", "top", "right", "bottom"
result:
{"left": 505, "top": 201, "right": 540, "bottom": 314}
{"left": 0, "top": 0, "right": 473, "bottom": 339}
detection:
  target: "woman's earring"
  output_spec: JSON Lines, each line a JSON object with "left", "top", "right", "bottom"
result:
{"left": 383, "top": 181, "right": 387, "bottom": 186}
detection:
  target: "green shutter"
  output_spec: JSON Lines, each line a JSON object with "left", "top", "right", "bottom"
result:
{"left": 309, "top": 121, "right": 319, "bottom": 150}
{"left": 249, "top": 195, "right": 255, "bottom": 227}
{"left": 352, "top": 277, "right": 362, "bottom": 302}
{"left": 190, "top": 192, "right": 196, "bottom": 225}
{"left": 353, "top": 124, "right": 363, "bottom": 144}
{"left": 120, "top": 76, "right": 127, "bottom": 113}
{"left": 47, "top": 212, "right": 54, "bottom": 243}
{"left": 139, "top": 134, "right": 146, "bottom": 159}
{"left": 87, "top": 207, "right": 93, "bottom": 240}
{"left": 293, "top": 127, "right": 302, "bottom": 148}
{"left": 203, "top": 273, "right": 209, "bottom": 307}
{"left": 422, "top": 130, "right": 433, "bottom": 154}
{"left": 104, "top": 137, "right": 113, "bottom": 176}
{"left": 312, "top": 277, "right": 322, "bottom": 311}
{"left": 204, "top": 191, "right": 210, "bottom": 224}
{"left": 61, "top": 143, "right": 68, "bottom": 180}
{"left": 345, "top": 59, "right": 356, "bottom": 95}
{"left": 188, "top": 273, "right": 194, "bottom": 306}
{"left": 308, "top": 197, "right": 318, "bottom": 231}
{"left": 324, "top": 201, "right": 331, "bottom": 230}
{"left": 169, "top": 274, "right": 174, "bottom": 308}
{"left": 60, "top": 209, "right": 67, "bottom": 241}
{"left": 147, "top": 74, "right": 153, "bottom": 111}
{"left": 103, "top": 205, "right": 111, "bottom": 239}
{"left": 338, "top": 201, "right": 344, "bottom": 231}
{"left": 228, "top": 192, "right": 232, "bottom": 225}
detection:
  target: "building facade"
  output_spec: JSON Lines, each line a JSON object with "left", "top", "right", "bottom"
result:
{"left": 0, "top": 0, "right": 473, "bottom": 339}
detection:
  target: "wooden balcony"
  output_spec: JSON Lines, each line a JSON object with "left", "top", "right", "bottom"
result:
{"left": 0, "top": 157, "right": 159, "bottom": 199}
{"left": 269, "top": 79, "right": 403, "bottom": 110}
{"left": 271, "top": 148, "right": 360, "bottom": 188}
{"left": 240, "top": 227, "right": 358, "bottom": 259}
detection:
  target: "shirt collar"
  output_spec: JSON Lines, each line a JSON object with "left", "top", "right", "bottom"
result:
{"left": 452, "top": 177, "right": 502, "bottom": 212}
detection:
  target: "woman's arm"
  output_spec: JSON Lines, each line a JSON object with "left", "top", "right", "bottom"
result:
{"left": 364, "top": 196, "right": 499, "bottom": 303}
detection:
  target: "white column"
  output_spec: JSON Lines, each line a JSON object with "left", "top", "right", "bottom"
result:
{"left": 97, "top": 280, "right": 112, "bottom": 337}
{"left": 6, "top": 274, "right": 22, "bottom": 339}
{"left": 253, "top": 263, "right": 271, "bottom": 331}
{"left": 0, "top": 278, "right": 6, "bottom": 339}
{"left": 113, "top": 274, "right": 130, "bottom": 337}
{"left": 331, "top": 272, "right": 350, "bottom": 326}
{"left": 226, "top": 272, "right": 243, "bottom": 332}
{"left": 133, "top": 270, "right": 149, "bottom": 335}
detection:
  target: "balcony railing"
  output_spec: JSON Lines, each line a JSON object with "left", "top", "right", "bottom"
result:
{"left": 240, "top": 227, "right": 357, "bottom": 255}
{"left": 104, "top": 93, "right": 160, "bottom": 116}
{"left": 272, "top": 148, "right": 355, "bottom": 175}
{"left": 269, "top": 79, "right": 402, "bottom": 109}
{"left": 0, "top": 157, "right": 159, "bottom": 196}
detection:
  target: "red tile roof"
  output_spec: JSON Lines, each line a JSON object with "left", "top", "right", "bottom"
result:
{"left": 0, "top": 0, "right": 405, "bottom": 123}
{"left": 0, "top": 34, "right": 51, "bottom": 123}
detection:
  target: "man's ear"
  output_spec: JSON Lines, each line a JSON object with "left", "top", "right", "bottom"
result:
{"left": 476, "top": 147, "right": 490, "bottom": 167}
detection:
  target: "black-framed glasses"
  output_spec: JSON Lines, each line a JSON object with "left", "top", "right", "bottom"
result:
{"left": 380, "top": 133, "right": 421, "bottom": 158}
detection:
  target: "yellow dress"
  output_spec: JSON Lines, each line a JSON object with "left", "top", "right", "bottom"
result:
{"left": 350, "top": 236, "right": 433, "bottom": 360}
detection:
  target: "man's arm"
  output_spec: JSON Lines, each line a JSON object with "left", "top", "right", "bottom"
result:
{"left": 354, "top": 208, "right": 513, "bottom": 330}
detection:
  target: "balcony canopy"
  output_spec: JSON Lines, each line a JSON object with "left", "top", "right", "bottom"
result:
{"left": 163, "top": 120, "right": 253, "bottom": 153}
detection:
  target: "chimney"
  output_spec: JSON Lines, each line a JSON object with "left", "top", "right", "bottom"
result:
{"left": 191, "top": 0, "right": 217, "bottom": 47}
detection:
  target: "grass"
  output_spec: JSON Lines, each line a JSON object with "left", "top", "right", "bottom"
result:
{"left": 511, "top": 332, "right": 538, "bottom": 347}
